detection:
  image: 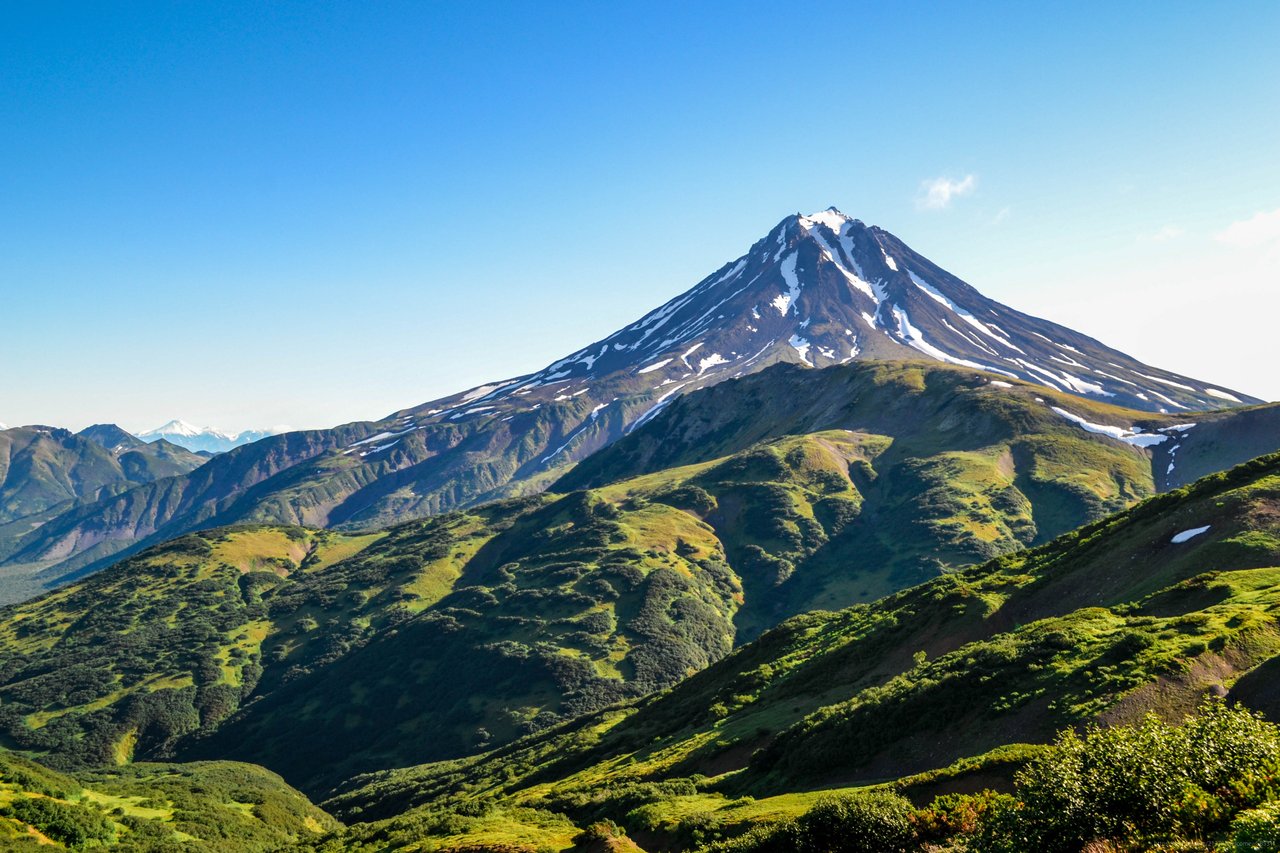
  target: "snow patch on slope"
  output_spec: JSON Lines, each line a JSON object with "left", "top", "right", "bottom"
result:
{"left": 1049, "top": 407, "right": 1169, "bottom": 447}
{"left": 1171, "top": 525, "right": 1210, "bottom": 544}
{"left": 890, "top": 306, "right": 1018, "bottom": 378}
{"left": 772, "top": 252, "right": 802, "bottom": 315}
{"left": 637, "top": 359, "right": 672, "bottom": 375}
{"left": 788, "top": 334, "right": 812, "bottom": 366}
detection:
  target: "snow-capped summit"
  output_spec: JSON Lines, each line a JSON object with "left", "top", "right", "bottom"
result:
{"left": 137, "top": 420, "right": 283, "bottom": 454}
{"left": 340, "top": 205, "right": 1262, "bottom": 478}
{"left": 395, "top": 207, "right": 1255, "bottom": 430}
{"left": 141, "top": 419, "right": 229, "bottom": 439}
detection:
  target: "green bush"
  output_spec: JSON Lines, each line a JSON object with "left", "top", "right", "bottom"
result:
{"left": 0, "top": 796, "right": 114, "bottom": 848}
{"left": 702, "top": 789, "right": 918, "bottom": 853}
{"left": 1231, "top": 800, "right": 1280, "bottom": 852}
{"left": 795, "top": 790, "right": 918, "bottom": 853}
{"left": 978, "top": 700, "right": 1280, "bottom": 851}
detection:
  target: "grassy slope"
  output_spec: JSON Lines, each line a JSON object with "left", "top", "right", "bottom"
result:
{"left": 560, "top": 361, "right": 1280, "bottom": 509}
{"left": 322, "top": 452, "right": 1280, "bottom": 851}
{"left": 0, "top": 747, "right": 337, "bottom": 851}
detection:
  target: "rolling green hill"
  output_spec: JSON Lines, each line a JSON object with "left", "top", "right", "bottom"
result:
{"left": 0, "top": 378, "right": 1274, "bottom": 848}
{"left": 560, "top": 361, "right": 1280, "bottom": 497}
{"left": 317, "top": 451, "right": 1280, "bottom": 851}
{"left": 0, "top": 747, "right": 337, "bottom": 850}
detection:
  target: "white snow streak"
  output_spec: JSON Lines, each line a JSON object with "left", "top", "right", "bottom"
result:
{"left": 462, "top": 384, "right": 504, "bottom": 402}
{"left": 1049, "top": 407, "right": 1170, "bottom": 447}
{"left": 772, "top": 252, "right": 802, "bottom": 315}
{"left": 908, "top": 270, "right": 1023, "bottom": 353}
{"left": 788, "top": 334, "right": 812, "bottom": 366}
{"left": 1171, "top": 525, "right": 1210, "bottom": 544}
{"left": 890, "top": 306, "right": 1019, "bottom": 378}
{"left": 637, "top": 358, "right": 673, "bottom": 374}
{"left": 1130, "top": 370, "right": 1196, "bottom": 392}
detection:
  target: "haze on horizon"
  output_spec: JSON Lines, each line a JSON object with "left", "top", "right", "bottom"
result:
{"left": 2, "top": 2, "right": 1277, "bottom": 434}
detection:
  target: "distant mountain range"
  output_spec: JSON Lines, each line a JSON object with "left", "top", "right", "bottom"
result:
{"left": 0, "top": 209, "right": 1266, "bottom": 601}
{"left": 135, "top": 419, "right": 283, "bottom": 454}
{"left": 0, "top": 423, "right": 208, "bottom": 601}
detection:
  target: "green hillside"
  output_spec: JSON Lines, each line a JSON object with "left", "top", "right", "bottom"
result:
{"left": 0, "top": 387, "right": 1274, "bottom": 848}
{"left": 561, "top": 362, "right": 1280, "bottom": 497}
{"left": 0, "top": 748, "right": 337, "bottom": 850}
{"left": 0, "top": 364, "right": 1194, "bottom": 796}
{"left": 318, "top": 451, "right": 1280, "bottom": 851}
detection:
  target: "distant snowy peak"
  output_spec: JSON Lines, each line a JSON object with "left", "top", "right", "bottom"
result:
{"left": 136, "top": 420, "right": 284, "bottom": 454}
{"left": 139, "top": 419, "right": 231, "bottom": 440}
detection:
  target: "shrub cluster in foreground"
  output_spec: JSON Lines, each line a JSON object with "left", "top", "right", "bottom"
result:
{"left": 704, "top": 700, "right": 1280, "bottom": 853}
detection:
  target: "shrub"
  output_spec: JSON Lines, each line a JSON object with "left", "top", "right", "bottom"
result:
{"left": 795, "top": 790, "right": 918, "bottom": 853}
{"left": 0, "top": 796, "right": 114, "bottom": 848}
{"left": 979, "top": 700, "right": 1280, "bottom": 851}
{"left": 702, "top": 789, "right": 918, "bottom": 853}
{"left": 1230, "top": 800, "right": 1280, "bottom": 852}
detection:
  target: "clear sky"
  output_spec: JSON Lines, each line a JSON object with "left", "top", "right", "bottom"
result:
{"left": 3, "top": 1, "right": 1278, "bottom": 433}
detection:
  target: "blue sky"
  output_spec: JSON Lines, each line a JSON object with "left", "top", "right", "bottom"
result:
{"left": 2, "top": 1, "right": 1278, "bottom": 432}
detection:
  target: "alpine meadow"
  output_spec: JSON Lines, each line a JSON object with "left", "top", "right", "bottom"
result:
{"left": 2, "top": 4, "right": 1279, "bottom": 851}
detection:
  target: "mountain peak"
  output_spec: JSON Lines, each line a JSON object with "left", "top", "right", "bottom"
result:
{"left": 398, "top": 206, "right": 1257, "bottom": 439}
{"left": 77, "top": 423, "right": 144, "bottom": 452}
{"left": 798, "top": 207, "right": 856, "bottom": 232}
{"left": 136, "top": 420, "right": 280, "bottom": 454}
{"left": 141, "top": 419, "right": 208, "bottom": 438}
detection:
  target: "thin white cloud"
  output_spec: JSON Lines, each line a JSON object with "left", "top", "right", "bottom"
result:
{"left": 1215, "top": 207, "right": 1280, "bottom": 247}
{"left": 992, "top": 206, "right": 1011, "bottom": 225}
{"left": 1140, "top": 225, "right": 1185, "bottom": 243}
{"left": 917, "top": 174, "right": 976, "bottom": 210}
